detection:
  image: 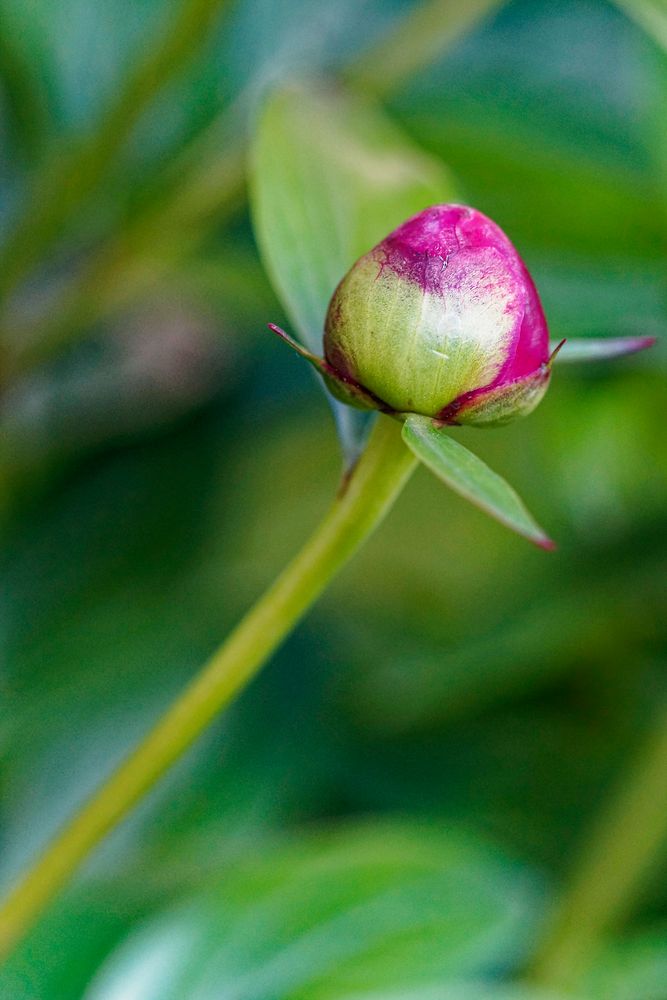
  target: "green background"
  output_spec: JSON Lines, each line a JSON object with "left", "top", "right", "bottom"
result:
{"left": 1, "top": 0, "right": 666, "bottom": 996}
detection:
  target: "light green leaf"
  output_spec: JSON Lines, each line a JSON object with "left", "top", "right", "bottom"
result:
{"left": 249, "top": 80, "right": 457, "bottom": 460}
{"left": 402, "top": 415, "right": 554, "bottom": 550}
{"left": 85, "top": 822, "right": 543, "bottom": 1000}
{"left": 550, "top": 336, "right": 657, "bottom": 363}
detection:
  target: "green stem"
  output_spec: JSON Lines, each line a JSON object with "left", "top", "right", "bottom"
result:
{"left": 0, "top": 415, "right": 417, "bottom": 962}
{"left": 527, "top": 702, "right": 667, "bottom": 989}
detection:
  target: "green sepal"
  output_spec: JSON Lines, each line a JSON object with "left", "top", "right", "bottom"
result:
{"left": 436, "top": 343, "right": 564, "bottom": 428}
{"left": 321, "top": 373, "right": 384, "bottom": 412}
{"left": 402, "top": 414, "right": 555, "bottom": 549}
{"left": 449, "top": 365, "right": 552, "bottom": 428}
{"left": 268, "top": 324, "right": 382, "bottom": 411}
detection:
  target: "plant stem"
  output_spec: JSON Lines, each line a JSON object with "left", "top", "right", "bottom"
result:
{"left": 527, "top": 702, "right": 667, "bottom": 989}
{"left": 0, "top": 414, "right": 417, "bottom": 962}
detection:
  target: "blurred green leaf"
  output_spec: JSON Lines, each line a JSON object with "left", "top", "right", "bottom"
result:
{"left": 613, "top": 0, "right": 667, "bottom": 55}
{"left": 402, "top": 416, "right": 554, "bottom": 549}
{"left": 249, "top": 80, "right": 457, "bottom": 460}
{"left": 0, "top": 0, "right": 233, "bottom": 302}
{"left": 327, "top": 989, "right": 574, "bottom": 1000}
{"left": 340, "top": 577, "right": 661, "bottom": 733}
{"left": 581, "top": 924, "right": 667, "bottom": 999}
{"left": 394, "top": 0, "right": 667, "bottom": 268}
{"left": 84, "top": 821, "right": 543, "bottom": 1000}
{"left": 0, "top": 2, "right": 55, "bottom": 159}
{"left": 0, "top": 880, "right": 159, "bottom": 1000}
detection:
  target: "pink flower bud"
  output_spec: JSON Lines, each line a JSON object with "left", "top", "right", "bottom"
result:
{"left": 324, "top": 204, "right": 552, "bottom": 425}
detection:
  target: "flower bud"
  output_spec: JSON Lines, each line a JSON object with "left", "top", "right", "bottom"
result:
{"left": 323, "top": 204, "right": 552, "bottom": 426}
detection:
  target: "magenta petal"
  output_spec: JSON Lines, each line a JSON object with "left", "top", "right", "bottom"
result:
{"left": 381, "top": 206, "right": 550, "bottom": 394}
{"left": 507, "top": 262, "right": 551, "bottom": 377}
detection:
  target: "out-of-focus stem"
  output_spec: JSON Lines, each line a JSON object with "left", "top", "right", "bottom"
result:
{"left": 4, "top": 144, "right": 246, "bottom": 378}
{"left": 0, "top": 415, "right": 417, "bottom": 963}
{"left": 0, "top": 0, "right": 232, "bottom": 301}
{"left": 527, "top": 703, "right": 667, "bottom": 988}
{"left": 344, "top": 0, "right": 505, "bottom": 97}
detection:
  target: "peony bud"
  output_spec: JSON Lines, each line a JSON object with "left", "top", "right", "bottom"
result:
{"left": 323, "top": 204, "right": 553, "bottom": 426}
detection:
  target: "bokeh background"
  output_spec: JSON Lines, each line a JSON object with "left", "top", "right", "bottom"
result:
{"left": 1, "top": 1, "right": 666, "bottom": 997}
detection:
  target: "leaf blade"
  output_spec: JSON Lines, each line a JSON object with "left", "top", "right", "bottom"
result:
{"left": 84, "top": 821, "right": 543, "bottom": 1000}
{"left": 402, "top": 415, "right": 555, "bottom": 550}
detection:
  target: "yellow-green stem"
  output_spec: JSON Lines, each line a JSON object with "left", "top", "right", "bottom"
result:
{"left": 527, "top": 702, "right": 667, "bottom": 989}
{"left": 0, "top": 415, "right": 416, "bottom": 962}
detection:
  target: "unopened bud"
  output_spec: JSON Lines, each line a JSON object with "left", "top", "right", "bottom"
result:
{"left": 323, "top": 204, "right": 552, "bottom": 425}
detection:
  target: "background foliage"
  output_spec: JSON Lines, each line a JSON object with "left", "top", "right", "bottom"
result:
{"left": 0, "top": 0, "right": 666, "bottom": 997}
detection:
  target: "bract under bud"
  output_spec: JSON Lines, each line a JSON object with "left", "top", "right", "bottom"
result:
{"left": 324, "top": 204, "right": 551, "bottom": 425}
